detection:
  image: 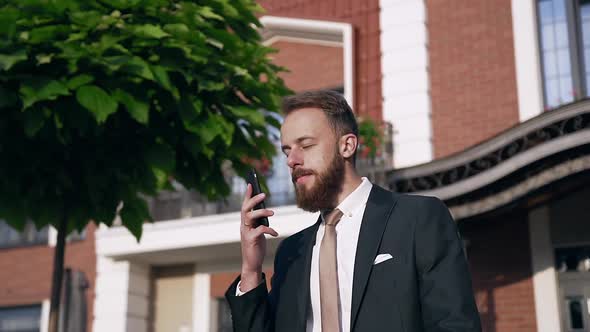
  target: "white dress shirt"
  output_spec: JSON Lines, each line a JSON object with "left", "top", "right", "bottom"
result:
{"left": 307, "top": 177, "right": 372, "bottom": 332}
{"left": 236, "top": 178, "right": 373, "bottom": 332}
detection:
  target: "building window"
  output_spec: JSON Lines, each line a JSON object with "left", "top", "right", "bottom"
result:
{"left": 0, "top": 305, "right": 42, "bottom": 332}
{"left": 566, "top": 297, "right": 586, "bottom": 330}
{"left": 0, "top": 220, "right": 48, "bottom": 249}
{"left": 537, "top": 0, "right": 590, "bottom": 109}
{"left": 555, "top": 245, "right": 590, "bottom": 272}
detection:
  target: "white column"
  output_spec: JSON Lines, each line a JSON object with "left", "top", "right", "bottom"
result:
{"left": 512, "top": 0, "right": 545, "bottom": 122}
{"left": 380, "top": 0, "right": 433, "bottom": 167}
{"left": 529, "top": 206, "right": 562, "bottom": 332}
{"left": 93, "top": 257, "right": 150, "bottom": 332}
{"left": 193, "top": 269, "right": 211, "bottom": 332}
{"left": 40, "top": 300, "right": 50, "bottom": 332}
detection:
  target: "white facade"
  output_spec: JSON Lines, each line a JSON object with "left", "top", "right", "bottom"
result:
{"left": 380, "top": 0, "right": 433, "bottom": 168}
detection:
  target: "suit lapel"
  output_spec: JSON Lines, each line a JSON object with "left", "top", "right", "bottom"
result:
{"left": 289, "top": 217, "right": 321, "bottom": 331}
{"left": 350, "top": 186, "right": 399, "bottom": 330}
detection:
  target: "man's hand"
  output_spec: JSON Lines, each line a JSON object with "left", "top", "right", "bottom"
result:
{"left": 240, "top": 183, "right": 279, "bottom": 293}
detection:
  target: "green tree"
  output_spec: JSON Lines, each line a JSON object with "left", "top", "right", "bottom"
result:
{"left": 0, "top": 1, "right": 289, "bottom": 331}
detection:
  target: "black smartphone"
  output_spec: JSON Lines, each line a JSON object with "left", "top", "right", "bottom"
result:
{"left": 245, "top": 168, "right": 270, "bottom": 227}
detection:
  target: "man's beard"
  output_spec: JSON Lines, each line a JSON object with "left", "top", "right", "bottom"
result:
{"left": 292, "top": 153, "right": 345, "bottom": 212}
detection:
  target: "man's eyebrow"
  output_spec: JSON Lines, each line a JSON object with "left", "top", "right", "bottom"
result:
{"left": 281, "top": 136, "right": 315, "bottom": 151}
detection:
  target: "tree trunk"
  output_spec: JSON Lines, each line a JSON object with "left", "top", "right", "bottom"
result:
{"left": 48, "top": 214, "right": 68, "bottom": 332}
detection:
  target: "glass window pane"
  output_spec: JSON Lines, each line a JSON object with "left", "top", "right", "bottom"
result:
{"left": 568, "top": 299, "right": 585, "bottom": 329}
{"left": 557, "top": 48, "right": 572, "bottom": 75}
{"left": 582, "top": 19, "right": 590, "bottom": 46}
{"left": 539, "top": 0, "right": 554, "bottom": 23}
{"left": 0, "top": 305, "right": 41, "bottom": 332}
{"left": 560, "top": 77, "right": 574, "bottom": 103}
{"left": 546, "top": 78, "right": 560, "bottom": 108}
{"left": 555, "top": 22, "right": 570, "bottom": 48}
{"left": 553, "top": 0, "right": 567, "bottom": 21}
{"left": 544, "top": 50, "right": 558, "bottom": 78}
{"left": 582, "top": 0, "right": 590, "bottom": 19}
{"left": 542, "top": 24, "right": 556, "bottom": 49}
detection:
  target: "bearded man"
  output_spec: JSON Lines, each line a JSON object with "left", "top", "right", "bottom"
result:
{"left": 225, "top": 90, "right": 482, "bottom": 332}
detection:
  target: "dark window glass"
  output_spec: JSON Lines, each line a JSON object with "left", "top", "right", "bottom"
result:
{"left": 555, "top": 246, "right": 590, "bottom": 272}
{"left": 568, "top": 298, "right": 585, "bottom": 329}
{"left": 0, "top": 305, "right": 42, "bottom": 332}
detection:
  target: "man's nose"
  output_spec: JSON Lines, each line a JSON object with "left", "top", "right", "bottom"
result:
{"left": 287, "top": 149, "right": 302, "bottom": 168}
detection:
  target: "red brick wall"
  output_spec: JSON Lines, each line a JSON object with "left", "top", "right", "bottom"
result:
{"left": 0, "top": 224, "right": 97, "bottom": 332}
{"left": 211, "top": 268, "right": 273, "bottom": 298}
{"left": 271, "top": 41, "right": 343, "bottom": 92}
{"left": 427, "top": 0, "right": 520, "bottom": 158}
{"left": 260, "top": 0, "right": 382, "bottom": 120}
{"left": 461, "top": 211, "right": 537, "bottom": 332}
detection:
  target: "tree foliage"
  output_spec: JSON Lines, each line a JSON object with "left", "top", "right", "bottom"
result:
{"left": 0, "top": 0, "right": 290, "bottom": 239}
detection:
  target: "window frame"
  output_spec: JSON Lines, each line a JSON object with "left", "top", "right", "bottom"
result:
{"left": 0, "top": 304, "right": 43, "bottom": 332}
{"left": 536, "top": 0, "right": 590, "bottom": 109}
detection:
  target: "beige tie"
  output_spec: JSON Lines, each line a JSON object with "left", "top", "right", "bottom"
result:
{"left": 320, "top": 208, "right": 344, "bottom": 332}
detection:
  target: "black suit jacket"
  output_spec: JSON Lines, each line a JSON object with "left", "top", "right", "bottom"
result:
{"left": 225, "top": 185, "right": 482, "bottom": 332}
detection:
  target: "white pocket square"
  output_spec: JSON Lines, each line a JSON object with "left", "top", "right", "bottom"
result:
{"left": 373, "top": 253, "right": 394, "bottom": 265}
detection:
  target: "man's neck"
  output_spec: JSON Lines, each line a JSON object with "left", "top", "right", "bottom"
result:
{"left": 335, "top": 171, "right": 363, "bottom": 206}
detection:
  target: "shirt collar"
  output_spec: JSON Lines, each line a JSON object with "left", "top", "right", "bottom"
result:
{"left": 321, "top": 177, "right": 373, "bottom": 221}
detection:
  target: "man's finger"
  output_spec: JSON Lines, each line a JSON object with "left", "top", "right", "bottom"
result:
{"left": 241, "top": 183, "right": 253, "bottom": 209}
{"left": 247, "top": 209, "right": 274, "bottom": 222}
{"left": 251, "top": 225, "right": 279, "bottom": 238}
{"left": 258, "top": 226, "right": 279, "bottom": 237}
{"left": 243, "top": 192, "right": 266, "bottom": 213}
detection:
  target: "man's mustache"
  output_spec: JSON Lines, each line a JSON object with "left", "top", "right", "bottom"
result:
{"left": 291, "top": 168, "right": 316, "bottom": 183}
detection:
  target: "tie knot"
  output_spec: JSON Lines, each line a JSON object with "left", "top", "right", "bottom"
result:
{"left": 325, "top": 208, "right": 344, "bottom": 226}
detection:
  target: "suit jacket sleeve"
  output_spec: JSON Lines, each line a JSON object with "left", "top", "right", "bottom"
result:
{"left": 415, "top": 197, "right": 482, "bottom": 332}
{"left": 224, "top": 241, "right": 286, "bottom": 332}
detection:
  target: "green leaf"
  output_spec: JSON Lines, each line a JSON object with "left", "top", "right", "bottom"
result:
{"left": 152, "top": 168, "right": 168, "bottom": 189}
{"left": 76, "top": 85, "right": 118, "bottom": 123}
{"left": 212, "top": 113, "right": 235, "bottom": 146}
{"left": 132, "top": 24, "right": 169, "bottom": 39}
{"left": 199, "top": 81, "right": 225, "bottom": 92}
{"left": 227, "top": 106, "right": 265, "bottom": 126}
{"left": 19, "top": 79, "right": 70, "bottom": 109}
{"left": 23, "top": 108, "right": 47, "bottom": 137}
{"left": 29, "top": 25, "right": 70, "bottom": 44}
{"left": 197, "top": 6, "right": 224, "bottom": 21}
{"left": 121, "top": 56, "right": 155, "bottom": 80}
{"left": 196, "top": 117, "right": 220, "bottom": 144}
{"left": 146, "top": 142, "right": 175, "bottom": 173}
{"left": 66, "top": 74, "right": 94, "bottom": 90}
{"left": 112, "top": 89, "right": 149, "bottom": 124}
{"left": 150, "top": 65, "right": 174, "bottom": 93}
{"left": 0, "top": 50, "right": 27, "bottom": 71}
{"left": 106, "top": 0, "right": 141, "bottom": 10}
{"left": 69, "top": 10, "right": 102, "bottom": 28}
{"left": 0, "top": 87, "right": 18, "bottom": 108}
{"left": 163, "top": 23, "right": 190, "bottom": 38}
{"left": 120, "top": 198, "right": 149, "bottom": 241}
{"left": 179, "top": 96, "right": 203, "bottom": 129}
{"left": 0, "top": 8, "right": 18, "bottom": 40}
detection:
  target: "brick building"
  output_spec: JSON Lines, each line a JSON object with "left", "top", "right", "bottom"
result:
{"left": 1, "top": 0, "right": 589, "bottom": 331}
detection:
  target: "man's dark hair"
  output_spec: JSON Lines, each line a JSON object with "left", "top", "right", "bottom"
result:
{"left": 282, "top": 89, "right": 359, "bottom": 140}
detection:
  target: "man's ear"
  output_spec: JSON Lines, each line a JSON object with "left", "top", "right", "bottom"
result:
{"left": 339, "top": 134, "right": 358, "bottom": 159}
